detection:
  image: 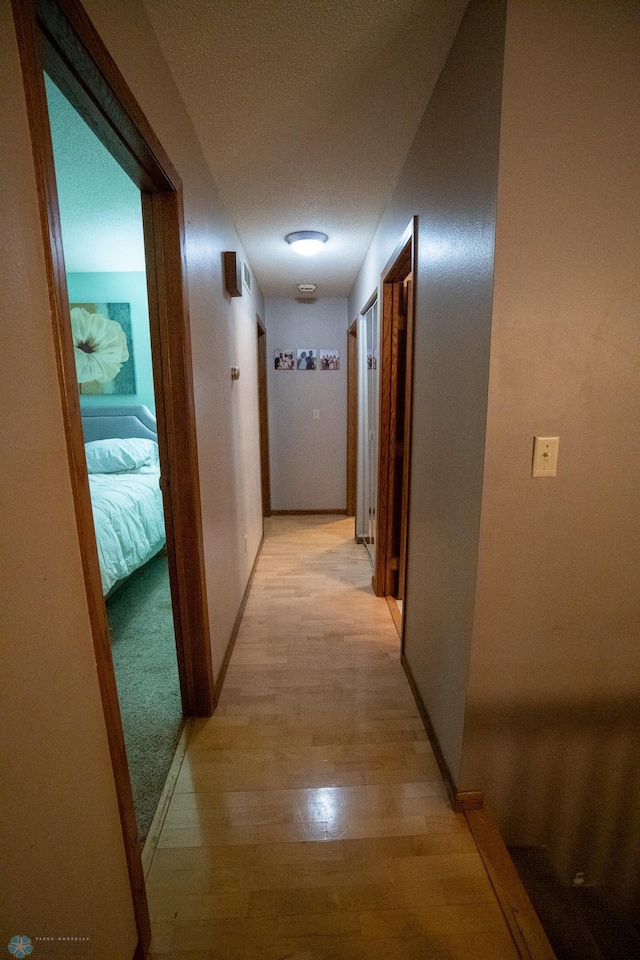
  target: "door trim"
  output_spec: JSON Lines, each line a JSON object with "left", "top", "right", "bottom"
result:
{"left": 346, "top": 318, "right": 358, "bottom": 517}
{"left": 373, "top": 219, "right": 417, "bottom": 618}
{"left": 257, "top": 316, "right": 272, "bottom": 517}
{"left": 12, "top": 0, "right": 215, "bottom": 952}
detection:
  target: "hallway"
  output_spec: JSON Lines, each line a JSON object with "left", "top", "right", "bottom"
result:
{"left": 147, "top": 516, "right": 519, "bottom": 959}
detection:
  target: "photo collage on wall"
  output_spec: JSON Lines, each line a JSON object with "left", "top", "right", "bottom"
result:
{"left": 274, "top": 349, "right": 339, "bottom": 371}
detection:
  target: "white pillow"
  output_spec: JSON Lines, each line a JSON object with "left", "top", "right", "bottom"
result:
{"left": 85, "top": 438, "right": 158, "bottom": 474}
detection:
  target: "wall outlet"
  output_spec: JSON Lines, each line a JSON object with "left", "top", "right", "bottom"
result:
{"left": 313, "top": 409, "right": 320, "bottom": 420}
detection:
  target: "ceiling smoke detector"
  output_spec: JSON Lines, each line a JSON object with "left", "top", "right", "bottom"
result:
{"left": 297, "top": 283, "right": 317, "bottom": 294}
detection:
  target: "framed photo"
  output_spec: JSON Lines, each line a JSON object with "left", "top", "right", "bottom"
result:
{"left": 296, "top": 349, "right": 317, "bottom": 370}
{"left": 70, "top": 301, "right": 136, "bottom": 395}
{"left": 320, "top": 350, "right": 340, "bottom": 371}
{"left": 274, "top": 350, "right": 295, "bottom": 370}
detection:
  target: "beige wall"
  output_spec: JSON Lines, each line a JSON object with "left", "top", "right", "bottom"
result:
{"left": 266, "top": 298, "right": 348, "bottom": 511}
{"left": 1, "top": 0, "right": 264, "bottom": 954}
{"left": 349, "top": 0, "right": 507, "bottom": 777}
{"left": 351, "top": 0, "right": 640, "bottom": 917}
{"left": 462, "top": 0, "right": 640, "bottom": 914}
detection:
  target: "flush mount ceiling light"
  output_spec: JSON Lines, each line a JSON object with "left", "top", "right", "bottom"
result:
{"left": 285, "top": 231, "right": 328, "bottom": 256}
{"left": 297, "top": 283, "right": 317, "bottom": 293}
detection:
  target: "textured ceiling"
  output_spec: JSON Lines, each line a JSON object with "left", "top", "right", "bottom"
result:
{"left": 142, "top": 0, "right": 468, "bottom": 297}
{"left": 46, "top": 76, "right": 146, "bottom": 273}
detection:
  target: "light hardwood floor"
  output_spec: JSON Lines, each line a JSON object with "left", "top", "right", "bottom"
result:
{"left": 147, "top": 516, "right": 519, "bottom": 959}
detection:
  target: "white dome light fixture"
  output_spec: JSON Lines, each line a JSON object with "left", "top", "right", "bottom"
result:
{"left": 285, "top": 231, "right": 328, "bottom": 256}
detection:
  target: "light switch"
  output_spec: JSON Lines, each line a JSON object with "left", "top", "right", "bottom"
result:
{"left": 313, "top": 409, "right": 320, "bottom": 420}
{"left": 532, "top": 436, "right": 559, "bottom": 477}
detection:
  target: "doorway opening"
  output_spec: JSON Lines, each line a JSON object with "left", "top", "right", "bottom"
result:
{"left": 13, "top": 0, "right": 215, "bottom": 950}
{"left": 356, "top": 296, "right": 380, "bottom": 566}
{"left": 374, "top": 222, "right": 415, "bottom": 622}
{"left": 44, "top": 73, "right": 184, "bottom": 847}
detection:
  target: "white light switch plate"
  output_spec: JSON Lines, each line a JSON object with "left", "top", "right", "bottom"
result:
{"left": 532, "top": 436, "right": 559, "bottom": 477}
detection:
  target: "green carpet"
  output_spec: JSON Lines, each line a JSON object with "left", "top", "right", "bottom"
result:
{"left": 107, "top": 552, "right": 183, "bottom": 844}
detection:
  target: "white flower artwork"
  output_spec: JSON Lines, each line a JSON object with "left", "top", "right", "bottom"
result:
{"left": 70, "top": 306, "right": 129, "bottom": 384}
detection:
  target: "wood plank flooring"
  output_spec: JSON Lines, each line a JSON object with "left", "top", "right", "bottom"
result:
{"left": 147, "top": 516, "right": 519, "bottom": 959}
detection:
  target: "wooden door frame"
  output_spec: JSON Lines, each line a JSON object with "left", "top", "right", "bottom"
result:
{"left": 397, "top": 271, "right": 414, "bottom": 605}
{"left": 256, "top": 316, "right": 271, "bottom": 517}
{"left": 373, "top": 218, "right": 417, "bottom": 612}
{"left": 346, "top": 318, "right": 358, "bottom": 517}
{"left": 12, "top": 0, "right": 215, "bottom": 953}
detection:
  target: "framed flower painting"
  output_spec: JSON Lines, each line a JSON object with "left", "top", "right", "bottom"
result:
{"left": 70, "top": 302, "right": 136, "bottom": 395}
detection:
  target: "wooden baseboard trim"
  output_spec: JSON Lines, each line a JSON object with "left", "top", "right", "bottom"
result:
{"left": 401, "top": 653, "right": 484, "bottom": 813}
{"left": 214, "top": 534, "right": 265, "bottom": 700}
{"left": 141, "top": 719, "right": 192, "bottom": 880}
{"left": 271, "top": 509, "right": 347, "bottom": 515}
{"left": 466, "top": 808, "right": 558, "bottom": 960}
{"left": 453, "top": 789, "right": 485, "bottom": 812}
{"left": 385, "top": 595, "right": 403, "bottom": 638}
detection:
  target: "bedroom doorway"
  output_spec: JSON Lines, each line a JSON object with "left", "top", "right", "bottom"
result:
{"left": 13, "top": 0, "right": 215, "bottom": 950}
{"left": 44, "top": 68, "right": 185, "bottom": 850}
{"left": 356, "top": 295, "right": 380, "bottom": 562}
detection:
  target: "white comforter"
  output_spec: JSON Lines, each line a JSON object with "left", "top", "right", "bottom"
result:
{"left": 89, "top": 468, "right": 166, "bottom": 594}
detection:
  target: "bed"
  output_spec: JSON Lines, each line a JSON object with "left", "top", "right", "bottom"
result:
{"left": 82, "top": 405, "right": 166, "bottom": 595}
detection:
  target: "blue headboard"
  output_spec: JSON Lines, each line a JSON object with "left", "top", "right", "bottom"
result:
{"left": 81, "top": 404, "right": 158, "bottom": 443}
